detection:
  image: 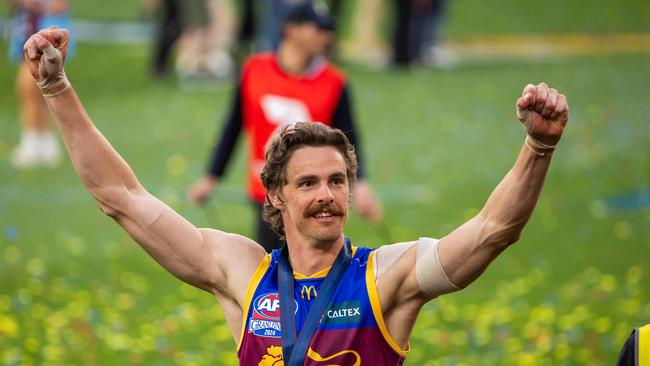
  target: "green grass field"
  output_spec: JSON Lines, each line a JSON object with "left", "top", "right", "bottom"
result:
{"left": 1, "top": 3, "right": 650, "bottom": 364}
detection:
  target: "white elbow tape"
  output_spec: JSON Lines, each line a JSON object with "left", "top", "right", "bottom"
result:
{"left": 37, "top": 44, "right": 70, "bottom": 98}
{"left": 415, "top": 238, "right": 460, "bottom": 297}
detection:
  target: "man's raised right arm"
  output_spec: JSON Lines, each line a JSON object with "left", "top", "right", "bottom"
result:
{"left": 24, "top": 27, "right": 266, "bottom": 296}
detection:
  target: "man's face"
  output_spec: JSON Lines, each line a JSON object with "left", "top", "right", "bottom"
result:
{"left": 271, "top": 146, "right": 349, "bottom": 246}
{"left": 290, "top": 23, "right": 334, "bottom": 57}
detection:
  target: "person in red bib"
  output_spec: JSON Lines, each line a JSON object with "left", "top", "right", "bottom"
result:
{"left": 24, "top": 23, "right": 569, "bottom": 365}
{"left": 188, "top": 3, "right": 382, "bottom": 251}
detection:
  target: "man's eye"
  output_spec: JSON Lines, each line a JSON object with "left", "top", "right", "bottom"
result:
{"left": 300, "top": 181, "right": 313, "bottom": 188}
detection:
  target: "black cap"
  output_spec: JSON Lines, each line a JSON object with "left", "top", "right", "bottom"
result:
{"left": 283, "top": 2, "right": 335, "bottom": 31}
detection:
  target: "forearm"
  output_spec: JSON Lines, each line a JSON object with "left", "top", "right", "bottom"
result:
{"left": 45, "top": 87, "right": 143, "bottom": 210}
{"left": 477, "top": 144, "right": 552, "bottom": 246}
{"left": 437, "top": 144, "right": 553, "bottom": 289}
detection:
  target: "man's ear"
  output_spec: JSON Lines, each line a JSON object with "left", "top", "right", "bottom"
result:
{"left": 267, "top": 189, "right": 285, "bottom": 209}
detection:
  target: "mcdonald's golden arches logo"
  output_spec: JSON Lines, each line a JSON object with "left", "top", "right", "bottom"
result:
{"left": 301, "top": 285, "right": 318, "bottom": 301}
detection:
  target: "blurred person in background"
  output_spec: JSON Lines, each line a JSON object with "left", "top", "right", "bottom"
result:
{"left": 7, "top": 0, "right": 73, "bottom": 168}
{"left": 393, "top": 0, "right": 453, "bottom": 68}
{"left": 202, "top": 0, "right": 236, "bottom": 78}
{"left": 188, "top": 2, "right": 382, "bottom": 252}
{"left": 180, "top": 0, "right": 236, "bottom": 80}
{"left": 414, "top": 0, "right": 455, "bottom": 68}
{"left": 343, "top": 0, "right": 387, "bottom": 67}
{"left": 147, "top": 0, "right": 235, "bottom": 80}
{"left": 173, "top": 0, "right": 210, "bottom": 79}
{"left": 147, "top": 0, "right": 182, "bottom": 78}
{"left": 254, "top": 0, "right": 341, "bottom": 52}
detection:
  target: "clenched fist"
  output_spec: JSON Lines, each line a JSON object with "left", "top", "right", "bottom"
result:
{"left": 23, "top": 26, "right": 70, "bottom": 97}
{"left": 516, "top": 82, "right": 569, "bottom": 155}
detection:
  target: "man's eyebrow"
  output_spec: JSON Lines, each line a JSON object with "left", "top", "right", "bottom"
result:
{"left": 295, "top": 174, "right": 318, "bottom": 182}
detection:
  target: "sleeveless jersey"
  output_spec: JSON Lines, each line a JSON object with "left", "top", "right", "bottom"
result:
{"left": 240, "top": 53, "right": 346, "bottom": 202}
{"left": 8, "top": 0, "right": 74, "bottom": 63}
{"left": 238, "top": 245, "right": 407, "bottom": 365}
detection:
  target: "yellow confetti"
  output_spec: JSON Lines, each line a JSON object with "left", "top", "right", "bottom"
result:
{"left": 167, "top": 154, "right": 188, "bottom": 177}
{"left": 26, "top": 259, "right": 46, "bottom": 278}
{"left": 4, "top": 246, "right": 20, "bottom": 264}
{"left": 614, "top": 221, "right": 631, "bottom": 239}
{"left": 598, "top": 274, "right": 617, "bottom": 292}
{"left": 626, "top": 265, "right": 643, "bottom": 284}
{"left": 116, "top": 293, "right": 134, "bottom": 310}
{"left": 594, "top": 317, "right": 612, "bottom": 334}
{"left": 0, "top": 315, "right": 18, "bottom": 337}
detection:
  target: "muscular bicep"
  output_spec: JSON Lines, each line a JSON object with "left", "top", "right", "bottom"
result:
{"left": 105, "top": 188, "right": 259, "bottom": 294}
{"left": 437, "top": 214, "right": 510, "bottom": 289}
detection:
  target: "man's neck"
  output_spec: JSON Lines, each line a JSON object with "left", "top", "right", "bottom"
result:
{"left": 285, "top": 235, "right": 344, "bottom": 276}
{"left": 276, "top": 41, "right": 314, "bottom": 76}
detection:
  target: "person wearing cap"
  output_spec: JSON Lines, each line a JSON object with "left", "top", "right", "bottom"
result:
{"left": 188, "top": 2, "right": 382, "bottom": 252}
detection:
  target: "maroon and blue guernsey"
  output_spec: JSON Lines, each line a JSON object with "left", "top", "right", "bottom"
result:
{"left": 238, "top": 246, "right": 408, "bottom": 365}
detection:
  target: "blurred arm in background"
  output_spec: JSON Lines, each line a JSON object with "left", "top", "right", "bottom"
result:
{"left": 187, "top": 83, "right": 243, "bottom": 205}
{"left": 332, "top": 84, "right": 383, "bottom": 223}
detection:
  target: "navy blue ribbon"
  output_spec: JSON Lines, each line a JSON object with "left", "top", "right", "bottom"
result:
{"left": 278, "top": 238, "right": 352, "bottom": 366}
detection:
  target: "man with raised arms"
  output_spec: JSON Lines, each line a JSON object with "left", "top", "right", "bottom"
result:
{"left": 24, "top": 27, "right": 568, "bottom": 365}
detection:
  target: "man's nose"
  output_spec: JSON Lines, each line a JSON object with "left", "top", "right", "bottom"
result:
{"left": 316, "top": 184, "right": 334, "bottom": 204}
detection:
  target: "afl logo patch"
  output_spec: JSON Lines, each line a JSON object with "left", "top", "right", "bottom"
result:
{"left": 253, "top": 292, "right": 299, "bottom": 319}
{"left": 253, "top": 292, "right": 281, "bottom": 319}
{"left": 249, "top": 292, "right": 298, "bottom": 338}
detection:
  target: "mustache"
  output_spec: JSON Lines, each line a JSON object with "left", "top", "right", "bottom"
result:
{"left": 304, "top": 203, "right": 344, "bottom": 217}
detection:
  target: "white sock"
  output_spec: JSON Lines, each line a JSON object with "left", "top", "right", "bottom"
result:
{"left": 37, "top": 130, "right": 62, "bottom": 166}
{"left": 12, "top": 129, "right": 41, "bottom": 168}
{"left": 19, "top": 130, "right": 40, "bottom": 148}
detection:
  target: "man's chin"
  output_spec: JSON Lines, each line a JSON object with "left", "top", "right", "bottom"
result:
{"left": 308, "top": 227, "right": 343, "bottom": 245}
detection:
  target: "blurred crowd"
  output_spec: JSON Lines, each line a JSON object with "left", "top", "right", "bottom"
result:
{"left": 143, "top": 0, "right": 455, "bottom": 80}
{"left": 6, "top": 0, "right": 455, "bottom": 170}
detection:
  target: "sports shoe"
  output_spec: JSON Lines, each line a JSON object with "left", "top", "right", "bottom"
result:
{"left": 38, "top": 131, "right": 62, "bottom": 168}
{"left": 11, "top": 131, "right": 40, "bottom": 169}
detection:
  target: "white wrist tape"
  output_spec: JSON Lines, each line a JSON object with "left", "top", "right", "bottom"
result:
{"left": 525, "top": 135, "right": 556, "bottom": 156}
{"left": 37, "top": 45, "right": 70, "bottom": 98}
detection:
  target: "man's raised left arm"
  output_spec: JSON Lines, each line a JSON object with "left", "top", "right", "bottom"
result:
{"left": 435, "top": 82, "right": 569, "bottom": 290}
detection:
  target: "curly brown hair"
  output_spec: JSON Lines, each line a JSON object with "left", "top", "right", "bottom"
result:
{"left": 261, "top": 122, "right": 358, "bottom": 239}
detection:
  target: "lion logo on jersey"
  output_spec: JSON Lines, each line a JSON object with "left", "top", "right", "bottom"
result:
{"left": 258, "top": 346, "right": 361, "bottom": 366}
{"left": 258, "top": 346, "right": 283, "bottom": 366}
